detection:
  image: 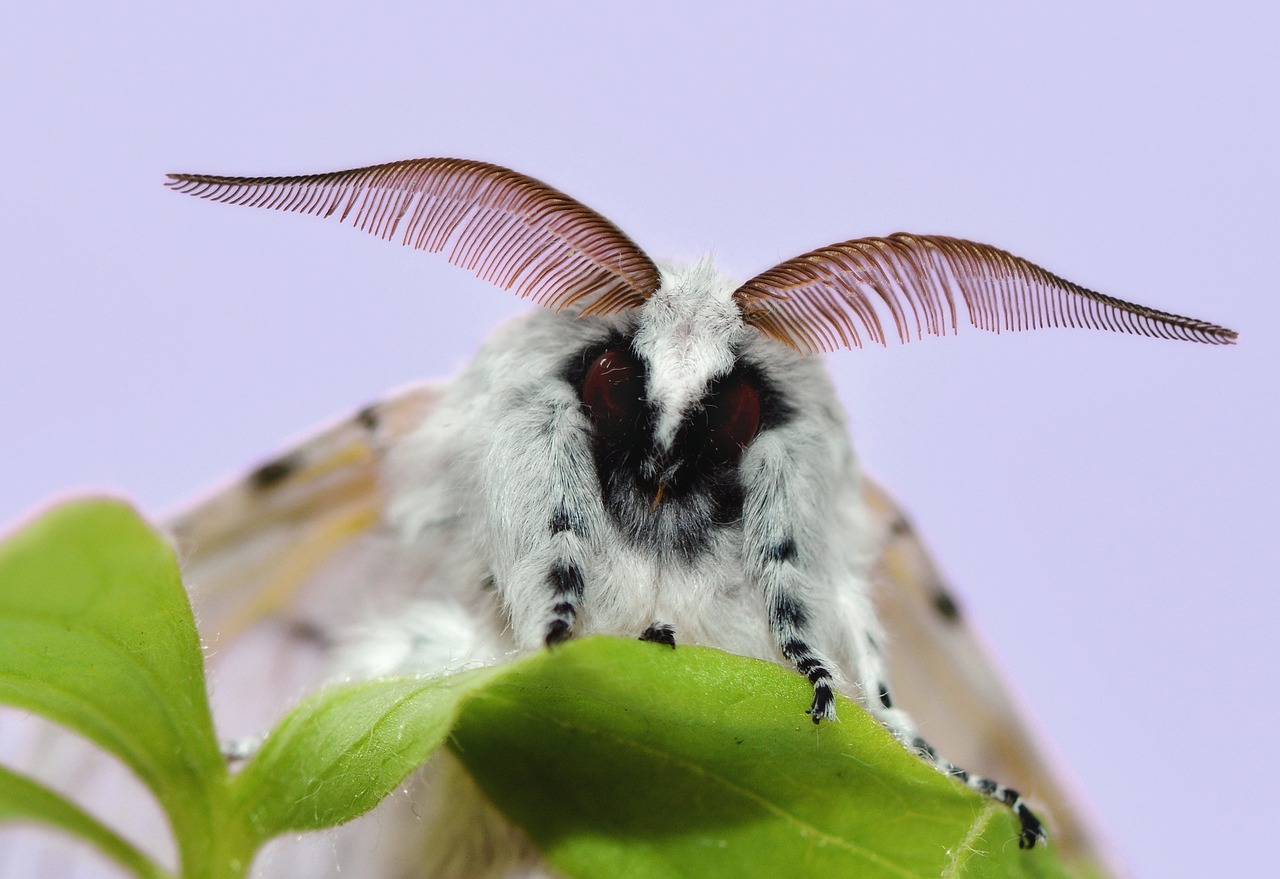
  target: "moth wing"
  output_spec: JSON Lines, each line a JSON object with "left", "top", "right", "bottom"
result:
{"left": 863, "top": 477, "right": 1119, "bottom": 874}
{"left": 0, "top": 383, "right": 451, "bottom": 879}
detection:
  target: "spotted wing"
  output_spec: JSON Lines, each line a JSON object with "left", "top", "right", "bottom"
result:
{"left": 736, "top": 233, "right": 1237, "bottom": 353}
{"left": 862, "top": 477, "right": 1120, "bottom": 877}
{"left": 167, "top": 158, "right": 661, "bottom": 316}
{"left": 0, "top": 384, "right": 446, "bottom": 879}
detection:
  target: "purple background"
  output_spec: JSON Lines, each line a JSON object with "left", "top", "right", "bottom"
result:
{"left": 2, "top": 2, "right": 1274, "bottom": 875}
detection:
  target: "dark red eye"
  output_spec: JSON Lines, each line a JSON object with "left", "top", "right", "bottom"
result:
{"left": 582, "top": 347, "right": 646, "bottom": 431}
{"left": 704, "top": 376, "right": 761, "bottom": 462}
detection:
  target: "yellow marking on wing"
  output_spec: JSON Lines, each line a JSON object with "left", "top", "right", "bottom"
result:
{"left": 217, "top": 501, "right": 380, "bottom": 643}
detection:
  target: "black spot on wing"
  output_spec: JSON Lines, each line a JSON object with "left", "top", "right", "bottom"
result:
{"left": 250, "top": 454, "right": 302, "bottom": 491}
{"left": 356, "top": 405, "right": 380, "bottom": 431}
{"left": 931, "top": 588, "right": 962, "bottom": 623}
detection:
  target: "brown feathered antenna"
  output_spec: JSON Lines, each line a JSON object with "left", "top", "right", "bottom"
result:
{"left": 735, "top": 233, "right": 1237, "bottom": 352}
{"left": 166, "top": 159, "right": 661, "bottom": 316}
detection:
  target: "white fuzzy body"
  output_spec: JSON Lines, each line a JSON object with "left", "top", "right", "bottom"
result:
{"left": 357, "top": 262, "right": 881, "bottom": 697}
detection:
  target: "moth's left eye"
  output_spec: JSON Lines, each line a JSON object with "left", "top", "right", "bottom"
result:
{"left": 581, "top": 346, "right": 646, "bottom": 432}
{"left": 704, "top": 376, "right": 761, "bottom": 462}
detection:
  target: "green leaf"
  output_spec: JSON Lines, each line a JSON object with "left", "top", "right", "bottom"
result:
{"left": 0, "top": 763, "right": 169, "bottom": 879}
{"left": 449, "top": 638, "right": 1075, "bottom": 879}
{"left": 231, "top": 663, "right": 506, "bottom": 842}
{"left": 0, "top": 500, "right": 230, "bottom": 875}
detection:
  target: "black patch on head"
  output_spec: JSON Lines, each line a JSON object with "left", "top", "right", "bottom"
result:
{"left": 549, "top": 562, "right": 585, "bottom": 602}
{"left": 932, "top": 589, "right": 962, "bottom": 623}
{"left": 355, "top": 405, "right": 379, "bottom": 431}
{"left": 769, "top": 592, "right": 807, "bottom": 630}
{"left": 567, "top": 335, "right": 794, "bottom": 562}
{"left": 878, "top": 682, "right": 893, "bottom": 709}
{"left": 250, "top": 454, "right": 301, "bottom": 491}
{"left": 639, "top": 623, "right": 677, "bottom": 647}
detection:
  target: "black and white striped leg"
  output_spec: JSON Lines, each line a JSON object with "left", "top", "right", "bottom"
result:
{"left": 778, "top": 636, "right": 838, "bottom": 723}
{"left": 544, "top": 560, "right": 583, "bottom": 645}
{"left": 760, "top": 543, "right": 837, "bottom": 722}
{"left": 908, "top": 735, "right": 1046, "bottom": 848}
{"left": 861, "top": 638, "right": 1045, "bottom": 848}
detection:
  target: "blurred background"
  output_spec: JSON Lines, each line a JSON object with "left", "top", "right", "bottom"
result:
{"left": 1, "top": 1, "right": 1274, "bottom": 875}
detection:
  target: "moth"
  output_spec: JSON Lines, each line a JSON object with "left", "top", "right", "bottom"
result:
{"left": 4, "top": 158, "right": 1235, "bottom": 878}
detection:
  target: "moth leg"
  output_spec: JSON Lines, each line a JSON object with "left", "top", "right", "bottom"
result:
{"left": 639, "top": 622, "right": 676, "bottom": 647}
{"left": 858, "top": 636, "right": 1046, "bottom": 848}
{"left": 544, "top": 505, "right": 587, "bottom": 646}
{"left": 761, "top": 546, "right": 839, "bottom": 723}
{"left": 493, "top": 392, "right": 599, "bottom": 649}
{"left": 743, "top": 442, "right": 841, "bottom": 722}
{"left": 911, "top": 734, "right": 1046, "bottom": 849}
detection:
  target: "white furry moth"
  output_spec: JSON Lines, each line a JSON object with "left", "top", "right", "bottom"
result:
{"left": 155, "top": 158, "right": 1234, "bottom": 871}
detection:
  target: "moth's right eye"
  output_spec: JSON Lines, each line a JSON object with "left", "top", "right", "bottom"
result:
{"left": 582, "top": 347, "right": 646, "bottom": 431}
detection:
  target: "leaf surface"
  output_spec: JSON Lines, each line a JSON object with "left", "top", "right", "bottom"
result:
{"left": 0, "top": 500, "right": 228, "bottom": 874}
{"left": 450, "top": 638, "right": 1075, "bottom": 879}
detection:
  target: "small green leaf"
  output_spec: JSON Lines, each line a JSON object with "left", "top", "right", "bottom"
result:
{"left": 0, "top": 500, "right": 229, "bottom": 875}
{"left": 449, "top": 638, "right": 1075, "bottom": 879}
{"left": 231, "top": 663, "right": 506, "bottom": 842}
{"left": 0, "top": 763, "right": 169, "bottom": 879}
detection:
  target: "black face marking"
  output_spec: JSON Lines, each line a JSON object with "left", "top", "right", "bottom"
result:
{"left": 250, "top": 454, "right": 302, "bottom": 491}
{"left": 355, "top": 405, "right": 379, "bottom": 431}
{"left": 878, "top": 682, "right": 893, "bottom": 709}
{"left": 931, "top": 589, "right": 961, "bottom": 623}
{"left": 639, "top": 623, "right": 677, "bottom": 647}
{"left": 568, "top": 334, "right": 793, "bottom": 561}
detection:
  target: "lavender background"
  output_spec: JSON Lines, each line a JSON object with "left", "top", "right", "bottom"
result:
{"left": 2, "top": 2, "right": 1275, "bottom": 876}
